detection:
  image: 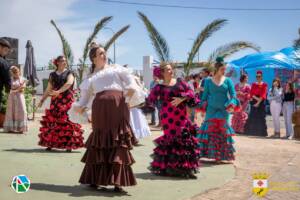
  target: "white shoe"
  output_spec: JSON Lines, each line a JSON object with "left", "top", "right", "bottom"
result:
{"left": 288, "top": 136, "right": 293, "bottom": 140}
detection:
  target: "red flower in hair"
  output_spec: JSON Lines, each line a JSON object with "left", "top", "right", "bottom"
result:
{"left": 153, "top": 66, "right": 161, "bottom": 78}
{"left": 256, "top": 70, "right": 263, "bottom": 75}
{"left": 52, "top": 58, "right": 58, "bottom": 67}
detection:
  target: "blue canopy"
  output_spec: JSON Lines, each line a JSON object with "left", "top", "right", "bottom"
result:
{"left": 227, "top": 47, "right": 300, "bottom": 87}
{"left": 229, "top": 47, "right": 300, "bottom": 70}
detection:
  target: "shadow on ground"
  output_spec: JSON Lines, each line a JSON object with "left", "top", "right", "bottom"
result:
{"left": 30, "top": 183, "right": 131, "bottom": 197}
{"left": 3, "top": 148, "right": 81, "bottom": 153}
{"left": 135, "top": 162, "right": 224, "bottom": 181}
{"left": 135, "top": 172, "right": 193, "bottom": 181}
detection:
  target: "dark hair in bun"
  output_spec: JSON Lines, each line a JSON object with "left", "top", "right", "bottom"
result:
{"left": 240, "top": 74, "right": 248, "bottom": 82}
{"left": 214, "top": 57, "right": 225, "bottom": 72}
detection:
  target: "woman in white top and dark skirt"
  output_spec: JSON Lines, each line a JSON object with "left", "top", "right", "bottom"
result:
{"left": 74, "top": 46, "right": 137, "bottom": 193}
{"left": 267, "top": 78, "right": 283, "bottom": 138}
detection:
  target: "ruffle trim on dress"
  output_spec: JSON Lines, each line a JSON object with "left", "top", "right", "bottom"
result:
{"left": 150, "top": 126, "right": 201, "bottom": 175}
{"left": 197, "top": 118, "right": 235, "bottom": 161}
{"left": 79, "top": 163, "right": 137, "bottom": 186}
{"left": 85, "top": 121, "right": 138, "bottom": 150}
{"left": 224, "top": 98, "right": 241, "bottom": 113}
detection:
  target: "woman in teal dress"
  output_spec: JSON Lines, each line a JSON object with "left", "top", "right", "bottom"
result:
{"left": 197, "top": 58, "right": 240, "bottom": 162}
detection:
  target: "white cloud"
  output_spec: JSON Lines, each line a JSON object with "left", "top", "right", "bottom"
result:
{"left": 0, "top": 0, "right": 75, "bottom": 66}
{"left": 0, "top": 0, "right": 129, "bottom": 68}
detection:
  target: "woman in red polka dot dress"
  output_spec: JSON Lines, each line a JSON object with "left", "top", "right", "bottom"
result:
{"left": 147, "top": 63, "right": 201, "bottom": 179}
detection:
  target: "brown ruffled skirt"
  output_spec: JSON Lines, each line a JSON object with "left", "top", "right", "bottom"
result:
{"left": 79, "top": 90, "right": 137, "bottom": 186}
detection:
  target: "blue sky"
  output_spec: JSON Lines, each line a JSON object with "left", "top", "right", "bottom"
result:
{"left": 1, "top": 0, "right": 300, "bottom": 69}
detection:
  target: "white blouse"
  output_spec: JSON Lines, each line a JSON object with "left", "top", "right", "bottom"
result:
{"left": 75, "top": 64, "right": 136, "bottom": 108}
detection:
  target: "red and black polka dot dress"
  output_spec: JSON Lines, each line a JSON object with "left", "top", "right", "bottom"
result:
{"left": 147, "top": 78, "right": 201, "bottom": 176}
{"left": 38, "top": 70, "right": 84, "bottom": 150}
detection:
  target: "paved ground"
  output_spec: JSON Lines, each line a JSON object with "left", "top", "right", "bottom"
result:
{"left": 0, "top": 100, "right": 300, "bottom": 200}
{"left": 0, "top": 113, "right": 234, "bottom": 200}
{"left": 192, "top": 133, "right": 300, "bottom": 200}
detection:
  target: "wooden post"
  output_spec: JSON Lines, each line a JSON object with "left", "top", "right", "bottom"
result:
{"left": 293, "top": 70, "right": 300, "bottom": 139}
{"left": 32, "top": 96, "right": 36, "bottom": 120}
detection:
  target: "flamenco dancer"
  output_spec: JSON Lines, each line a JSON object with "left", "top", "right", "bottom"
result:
{"left": 74, "top": 46, "right": 137, "bottom": 193}
{"left": 231, "top": 74, "right": 251, "bottom": 134}
{"left": 197, "top": 58, "right": 240, "bottom": 163}
{"left": 38, "top": 55, "right": 84, "bottom": 152}
{"left": 148, "top": 63, "right": 201, "bottom": 179}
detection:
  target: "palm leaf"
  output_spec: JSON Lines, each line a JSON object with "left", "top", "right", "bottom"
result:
{"left": 185, "top": 19, "right": 228, "bottom": 75}
{"left": 207, "top": 41, "right": 261, "bottom": 64}
{"left": 294, "top": 28, "right": 300, "bottom": 49}
{"left": 50, "top": 20, "right": 74, "bottom": 67}
{"left": 104, "top": 25, "right": 130, "bottom": 51}
{"left": 82, "top": 16, "right": 113, "bottom": 65}
{"left": 138, "top": 11, "right": 170, "bottom": 62}
{"left": 294, "top": 38, "right": 300, "bottom": 50}
{"left": 293, "top": 31, "right": 300, "bottom": 63}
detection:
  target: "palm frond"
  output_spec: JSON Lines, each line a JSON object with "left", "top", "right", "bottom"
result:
{"left": 50, "top": 20, "right": 74, "bottom": 67}
{"left": 294, "top": 28, "right": 300, "bottom": 48}
{"left": 185, "top": 19, "right": 228, "bottom": 75}
{"left": 138, "top": 11, "right": 170, "bottom": 62}
{"left": 82, "top": 16, "right": 113, "bottom": 64}
{"left": 207, "top": 41, "right": 261, "bottom": 64}
{"left": 104, "top": 25, "right": 130, "bottom": 51}
{"left": 293, "top": 38, "right": 300, "bottom": 50}
{"left": 293, "top": 29, "right": 300, "bottom": 63}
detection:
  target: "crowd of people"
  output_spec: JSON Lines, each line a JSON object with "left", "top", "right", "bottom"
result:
{"left": 150, "top": 64, "right": 295, "bottom": 140}
{"left": 0, "top": 37, "right": 297, "bottom": 194}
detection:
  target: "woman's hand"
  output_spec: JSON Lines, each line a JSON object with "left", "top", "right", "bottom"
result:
{"left": 253, "top": 96, "right": 260, "bottom": 101}
{"left": 227, "top": 107, "right": 234, "bottom": 113}
{"left": 37, "top": 100, "right": 44, "bottom": 108}
{"left": 226, "top": 105, "right": 234, "bottom": 113}
{"left": 171, "top": 97, "right": 186, "bottom": 107}
{"left": 74, "top": 106, "right": 86, "bottom": 115}
{"left": 195, "top": 88, "right": 201, "bottom": 93}
{"left": 253, "top": 103, "right": 260, "bottom": 107}
{"left": 126, "top": 89, "right": 135, "bottom": 98}
{"left": 50, "top": 90, "right": 60, "bottom": 97}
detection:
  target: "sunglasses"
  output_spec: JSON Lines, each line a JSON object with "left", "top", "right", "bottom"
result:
{"left": 256, "top": 75, "right": 262, "bottom": 78}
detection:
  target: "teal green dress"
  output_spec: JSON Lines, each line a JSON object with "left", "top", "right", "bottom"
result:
{"left": 197, "top": 77, "right": 240, "bottom": 161}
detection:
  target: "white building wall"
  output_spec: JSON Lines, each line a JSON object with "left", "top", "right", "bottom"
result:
{"left": 143, "top": 56, "right": 153, "bottom": 89}
{"left": 36, "top": 70, "right": 52, "bottom": 94}
{"left": 35, "top": 68, "right": 91, "bottom": 94}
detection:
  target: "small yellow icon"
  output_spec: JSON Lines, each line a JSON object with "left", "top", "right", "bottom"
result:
{"left": 252, "top": 173, "right": 269, "bottom": 197}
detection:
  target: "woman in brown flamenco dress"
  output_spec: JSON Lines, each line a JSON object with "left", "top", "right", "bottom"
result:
{"left": 74, "top": 46, "right": 137, "bottom": 193}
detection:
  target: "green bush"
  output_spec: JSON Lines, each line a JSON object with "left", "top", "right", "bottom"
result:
{"left": 24, "top": 86, "right": 34, "bottom": 114}
{"left": 0, "top": 90, "right": 8, "bottom": 114}
{"left": 0, "top": 86, "right": 34, "bottom": 114}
